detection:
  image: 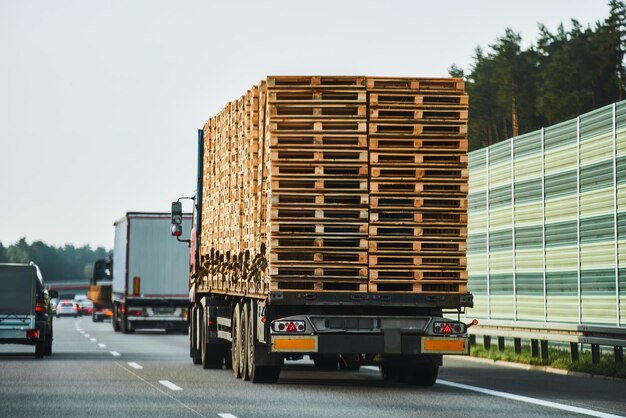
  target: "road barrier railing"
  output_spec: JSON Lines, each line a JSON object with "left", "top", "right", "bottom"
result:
{"left": 467, "top": 319, "right": 626, "bottom": 365}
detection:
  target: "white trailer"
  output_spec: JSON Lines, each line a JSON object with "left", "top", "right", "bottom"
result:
{"left": 112, "top": 212, "right": 191, "bottom": 333}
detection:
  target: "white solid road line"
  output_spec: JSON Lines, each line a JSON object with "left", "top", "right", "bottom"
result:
{"left": 98, "top": 343, "right": 106, "bottom": 348}
{"left": 218, "top": 414, "right": 239, "bottom": 418}
{"left": 109, "top": 351, "right": 121, "bottom": 357}
{"left": 159, "top": 380, "right": 182, "bottom": 391}
{"left": 127, "top": 362, "right": 143, "bottom": 370}
{"left": 437, "top": 379, "right": 625, "bottom": 418}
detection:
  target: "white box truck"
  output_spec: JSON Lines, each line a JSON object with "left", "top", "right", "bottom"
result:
{"left": 112, "top": 212, "right": 191, "bottom": 333}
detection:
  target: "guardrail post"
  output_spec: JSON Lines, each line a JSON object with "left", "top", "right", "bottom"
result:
{"left": 591, "top": 344, "right": 601, "bottom": 364}
{"left": 514, "top": 338, "right": 522, "bottom": 354}
{"left": 484, "top": 335, "right": 491, "bottom": 350}
{"left": 531, "top": 339, "right": 539, "bottom": 357}
{"left": 570, "top": 342, "right": 579, "bottom": 362}
{"left": 498, "top": 336, "right": 505, "bottom": 351}
{"left": 540, "top": 340, "right": 549, "bottom": 363}
{"left": 615, "top": 346, "right": 623, "bottom": 366}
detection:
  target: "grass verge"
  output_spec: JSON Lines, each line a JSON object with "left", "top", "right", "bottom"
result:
{"left": 469, "top": 344, "right": 626, "bottom": 379}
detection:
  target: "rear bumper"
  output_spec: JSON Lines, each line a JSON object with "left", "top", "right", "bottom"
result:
{"left": 0, "top": 327, "right": 44, "bottom": 345}
{"left": 270, "top": 333, "right": 468, "bottom": 355}
{"left": 127, "top": 317, "right": 186, "bottom": 330}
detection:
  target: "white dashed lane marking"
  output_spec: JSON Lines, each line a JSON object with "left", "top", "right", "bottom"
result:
{"left": 159, "top": 380, "right": 182, "bottom": 391}
{"left": 98, "top": 343, "right": 106, "bottom": 348}
{"left": 127, "top": 362, "right": 143, "bottom": 370}
{"left": 109, "top": 351, "right": 121, "bottom": 357}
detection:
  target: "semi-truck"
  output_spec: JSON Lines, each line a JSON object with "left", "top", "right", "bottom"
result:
{"left": 112, "top": 212, "right": 191, "bottom": 333}
{"left": 0, "top": 263, "right": 57, "bottom": 358}
{"left": 87, "top": 258, "right": 113, "bottom": 322}
{"left": 174, "top": 76, "right": 473, "bottom": 384}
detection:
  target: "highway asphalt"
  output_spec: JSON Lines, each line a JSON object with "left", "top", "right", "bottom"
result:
{"left": 0, "top": 317, "right": 625, "bottom": 418}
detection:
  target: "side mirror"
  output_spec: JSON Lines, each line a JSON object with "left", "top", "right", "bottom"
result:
{"left": 171, "top": 201, "right": 183, "bottom": 225}
{"left": 171, "top": 224, "right": 182, "bottom": 237}
{"left": 49, "top": 290, "right": 58, "bottom": 298}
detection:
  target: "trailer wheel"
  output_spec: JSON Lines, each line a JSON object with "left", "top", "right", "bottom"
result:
{"left": 231, "top": 303, "right": 242, "bottom": 378}
{"left": 405, "top": 364, "right": 439, "bottom": 386}
{"left": 313, "top": 356, "right": 339, "bottom": 371}
{"left": 380, "top": 365, "right": 400, "bottom": 381}
{"left": 240, "top": 303, "right": 249, "bottom": 380}
{"left": 190, "top": 307, "right": 201, "bottom": 365}
{"left": 35, "top": 340, "right": 45, "bottom": 359}
{"left": 44, "top": 326, "right": 53, "bottom": 356}
{"left": 112, "top": 304, "right": 120, "bottom": 332}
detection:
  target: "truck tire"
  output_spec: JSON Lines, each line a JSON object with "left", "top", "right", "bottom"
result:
{"left": 190, "top": 307, "right": 201, "bottom": 365}
{"left": 240, "top": 303, "right": 249, "bottom": 380}
{"left": 35, "top": 340, "right": 44, "bottom": 359}
{"left": 231, "top": 303, "right": 242, "bottom": 378}
{"left": 380, "top": 365, "right": 401, "bottom": 381}
{"left": 44, "top": 327, "right": 53, "bottom": 356}
{"left": 406, "top": 364, "right": 439, "bottom": 386}
{"left": 112, "top": 305, "right": 120, "bottom": 332}
{"left": 313, "top": 356, "right": 339, "bottom": 371}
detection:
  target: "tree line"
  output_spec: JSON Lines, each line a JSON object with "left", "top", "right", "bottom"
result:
{"left": 0, "top": 239, "right": 111, "bottom": 283}
{"left": 451, "top": 0, "right": 626, "bottom": 150}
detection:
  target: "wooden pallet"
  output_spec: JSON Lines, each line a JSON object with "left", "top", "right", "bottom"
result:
{"left": 270, "top": 251, "right": 368, "bottom": 263}
{"left": 269, "top": 134, "right": 367, "bottom": 148}
{"left": 369, "top": 137, "right": 468, "bottom": 151}
{"left": 369, "top": 92, "right": 468, "bottom": 107}
{"left": 270, "top": 192, "right": 369, "bottom": 207}
{"left": 271, "top": 222, "right": 368, "bottom": 235}
{"left": 270, "top": 120, "right": 367, "bottom": 133}
{"left": 269, "top": 207, "right": 368, "bottom": 221}
{"left": 370, "top": 196, "right": 467, "bottom": 210}
{"left": 370, "top": 210, "right": 467, "bottom": 224}
{"left": 366, "top": 77, "right": 464, "bottom": 92}
{"left": 270, "top": 237, "right": 368, "bottom": 250}
{"left": 269, "top": 104, "right": 367, "bottom": 118}
{"left": 370, "top": 181, "right": 467, "bottom": 195}
{"left": 370, "top": 108, "right": 468, "bottom": 122}
{"left": 369, "top": 240, "right": 466, "bottom": 252}
{"left": 369, "top": 225, "right": 467, "bottom": 238}
{"left": 270, "top": 178, "right": 368, "bottom": 192}
{"left": 369, "top": 122, "right": 467, "bottom": 136}
{"left": 369, "top": 269, "right": 468, "bottom": 281}
{"left": 370, "top": 153, "right": 468, "bottom": 166}
{"left": 268, "top": 75, "right": 366, "bottom": 88}
{"left": 269, "top": 266, "right": 368, "bottom": 278}
{"left": 269, "top": 149, "right": 368, "bottom": 163}
{"left": 368, "top": 281, "right": 468, "bottom": 294}
{"left": 270, "top": 280, "right": 368, "bottom": 292}
{"left": 271, "top": 163, "right": 368, "bottom": 177}
{"left": 369, "top": 254, "right": 466, "bottom": 267}
{"left": 268, "top": 90, "right": 367, "bottom": 104}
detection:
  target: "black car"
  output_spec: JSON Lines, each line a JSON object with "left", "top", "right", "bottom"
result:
{"left": 0, "top": 263, "right": 57, "bottom": 358}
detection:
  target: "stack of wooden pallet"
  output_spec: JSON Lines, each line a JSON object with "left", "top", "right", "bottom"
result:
{"left": 264, "top": 76, "right": 369, "bottom": 292}
{"left": 198, "top": 75, "right": 468, "bottom": 296}
{"left": 366, "top": 78, "right": 468, "bottom": 293}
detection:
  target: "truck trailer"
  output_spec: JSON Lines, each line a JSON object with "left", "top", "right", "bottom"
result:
{"left": 175, "top": 76, "right": 473, "bottom": 384}
{"left": 88, "top": 258, "right": 113, "bottom": 322}
{"left": 112, "top": 212, "right": 191, "bottom": 333}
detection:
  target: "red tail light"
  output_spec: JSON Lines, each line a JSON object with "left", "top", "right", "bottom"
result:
{"left": 26, "top": 329, "right": 39, "bottom": 339}
{"left": 35, "top": 297, "right": 46, "bottom": 313}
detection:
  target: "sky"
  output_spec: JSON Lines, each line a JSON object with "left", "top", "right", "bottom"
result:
{"left": 0, "top": 0, "right": 612, "bottom": 249}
